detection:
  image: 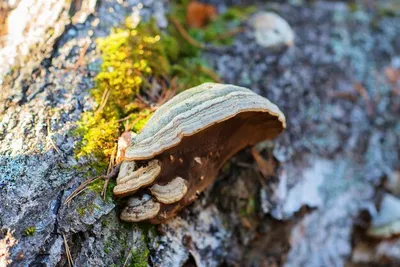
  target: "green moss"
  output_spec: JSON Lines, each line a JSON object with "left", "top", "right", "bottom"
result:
{"left": 126, "top": 224, "right": 156, "bottom": 267}
{"left": 74, "top": 17, "right": 218, "bottom": 160}
{"left": 74, "top": 112, "right": 119, "bottom": 161}
{"left": 74, "top": 4, "right": 241, "bottom": 196}
{"left": 73, "top": 25, "right": 160, "bottom": 162}
{"left": 129, "top": 246, "right": 149, "bottom": 267}
{"left": 246, "top": 196, "right": 256, "bottom": 215}
{"left": 85, "top": 179, "right": 116, "bottom": 203}
{"left": 193, "top": 6, "right": 255, "bottom": 45}
{"left": 86, "top": 179, "right": 105, "bottom": 194}
{"left": 24, "top": 226, "right": 36, "bottom": 236}
{"left": 77, "top": 207, "right": 86, "bottom": 217}
{"left": 240, "top": 196, "right": 256, "bottom": 216}
{"left": 76, "top": 197, "right": 103, "bottom": 217}
{"left": 170, "top": 1, "right": 255, "bottom": 46}
{"left": 104, "top": 241, "right": 112, "bottom": 254}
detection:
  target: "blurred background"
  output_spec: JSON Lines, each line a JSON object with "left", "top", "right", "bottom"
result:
{"left": 0, "top": 0, "right": 399, "bottom": 266}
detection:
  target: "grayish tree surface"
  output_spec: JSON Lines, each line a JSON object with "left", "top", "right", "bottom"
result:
{"left": 0, "top": 0, "right": 399, "bottom": 266}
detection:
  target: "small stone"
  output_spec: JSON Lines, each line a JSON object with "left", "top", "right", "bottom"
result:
{"left": 250, "top": 11, "right": 295, "bottom": 48}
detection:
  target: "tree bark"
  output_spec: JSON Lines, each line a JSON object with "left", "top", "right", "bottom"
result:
{"left": 1, "top": 0, "right": 400, "bottom": 266}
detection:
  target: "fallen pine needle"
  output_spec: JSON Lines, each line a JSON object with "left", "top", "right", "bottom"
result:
{"left": 47, "top": 118, "right": 61, "bottom": 154}
{"left": 63, "top": 234, "right": 73, "bottom": 267}
{"left": 354, "top": 83, "right": 374, "bottom": 116}
{"left": 168, "top": 16, "right": 205, "bottom": 49}
{"left": 122, "top": 248, "right": 133, "bottom": 267}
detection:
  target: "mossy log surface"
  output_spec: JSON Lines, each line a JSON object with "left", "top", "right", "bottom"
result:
{"left": 1, "top": 0, "right": 399, "bottom": 266}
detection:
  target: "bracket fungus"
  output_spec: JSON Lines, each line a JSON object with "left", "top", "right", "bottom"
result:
{"left": 114, "top": 83, "right": 286, "bottom": 224}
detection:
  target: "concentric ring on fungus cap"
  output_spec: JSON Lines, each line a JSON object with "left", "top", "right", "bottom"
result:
{"left": 125, "top": 83, "right": 286, "bottom": 161}
{"left": 117, "top": 82, "right": 286, "bottom": 224}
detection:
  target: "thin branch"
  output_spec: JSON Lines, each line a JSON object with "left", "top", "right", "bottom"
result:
{"left": 64, "top": 175, "right": 106, "bottom": 206}
{"left": 168, "top": 16, "right": 205, "bottom": 49}
{"left": 199, "top": 66, "right": 222, "bottom": 82}
{"left": 122, "top": 248, "right": 134, "bottom": 267}
{"left": 72, "top": 41, "right": 90, "bottom": 71}
{"left": 107, "top": 144, "right": 117, "bottom": 175}
{"left": 64, "top": 163, "right": 122, "bottom": 206}
{"left": 62, "top": 234, "right": 73, "bottom": 267}
{"left": 354, "top": 83, "right": 374, "bottom": 116}
{"left": 95, "top": 88, "right": 110, "bottom": 116}
{"left": 103, "top": 144, "right": 118, "bottom": 200}
{"left": 214, "top": 26, "right": 244, "bottom": 41}
{"left": 117, "top": 114, "right": 133, "bottom": 122}
{"left": 46, "top": 118, "right": 61, "bottom": 154}
{"left": 126, "top": 113, "right": 150, "bottom": 132}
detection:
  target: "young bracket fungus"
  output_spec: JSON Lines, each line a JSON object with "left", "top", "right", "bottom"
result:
{"left": 114, "top": 82, "right": 286, "bottom": 223}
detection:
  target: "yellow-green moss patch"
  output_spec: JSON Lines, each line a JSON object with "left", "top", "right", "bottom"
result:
{"left": 24, "top": 226, "right": 36, "bottom": 236}
{"left": 74, "top": 3, "right": 253, "bottom": 196}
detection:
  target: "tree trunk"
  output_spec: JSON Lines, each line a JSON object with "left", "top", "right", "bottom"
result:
{"left": 1, "top": 0, "right": 399, "bottom": 266}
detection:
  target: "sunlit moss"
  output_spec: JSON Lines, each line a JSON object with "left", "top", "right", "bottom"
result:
{"left": 127, "top": 224, "right": 156, "bottom": 267}
{"left": 74, "top": 5, "right": 243, "bottom": 177}
{"left": 74, "top": 20, "right": 172, "bottom": 162}
{"left": 24, "top": 226, "right": 36, "bottom": 236}
{"left": 74, "top": 111, "right": 119, "bottom": 160}
{"left": 77, "top": 207, "right": 86, "bottom": 217}
{"left": 86, "top": 179, "right": 116, "bottom": 203}
{"left": 129, "top": 245, "right": 149, "bottom": 267}
{"left": 76, "top": 202, "right": 101, "bottom": 216}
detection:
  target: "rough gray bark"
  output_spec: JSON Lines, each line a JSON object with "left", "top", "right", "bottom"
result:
{"left": 1, "top": 0, "right": 399, "bottom": 267}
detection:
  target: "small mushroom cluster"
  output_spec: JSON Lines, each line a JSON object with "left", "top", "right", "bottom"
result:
{"left": 114, "top": 83, "right": 286, "bottom": 223}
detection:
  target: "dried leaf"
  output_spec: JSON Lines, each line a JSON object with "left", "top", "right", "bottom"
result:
{"left": 186, "top": 1, "right": 217, "bottom": 28}
{"left": 385, "top": 67, "right": 400, "bottom": 84}
{"left": 116, "top": 131, "right": 134, "bottom": 163}
{"left": 251, "top": 147, "right": 275, "bottom": 178}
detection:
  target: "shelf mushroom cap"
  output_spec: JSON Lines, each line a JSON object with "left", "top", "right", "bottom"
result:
{"left": 125, "top": 82, "right": 286, "bottom": 161}
{"left": 120, "top": 194, "right": 161, "bottom": 222}
{"left": 150, "top": 177, "right": 188, "bottom": 204}
{"left": 117, "top": 82, "right": 286, "bottom": 224}
{"left": 113, "top": 160, "right": 161, "bottom": 197}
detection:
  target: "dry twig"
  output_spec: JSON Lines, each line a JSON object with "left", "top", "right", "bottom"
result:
{"left": 214, "top": 26, "right": 244, "bottom": 41}
{"left": 251, "top": 147, "right": 275, "bottom": 179}
{"left": 72, "top": 41, "right": 90, "bottom": 71}
{"left": 95, "top": 88, "right": 110, "bottom": 116}
{"left": 102, "top": 144, "right": 118, "bottom": 200}
{"left": 199, "top": 66, "right": 222, "bottom": 82}
{"left": 354, "top": 83, "right": 374, "bottom": 116}
{"left": 122, "top": 248, "right": 134, "bottom": 267}
{"left": 64, "top": 163, "right": 121, "bottom": 206}
{"left": 328, "top": 91, "right": 357, "bottom": 101}
{"left": 62, "top": 234, "right": 73, "bottom": 267}
{"left": 168, "top": 16, "right": 205, "bottom": 49}
{"left": 46, "top": 118, "right": 61, "bottom": 154}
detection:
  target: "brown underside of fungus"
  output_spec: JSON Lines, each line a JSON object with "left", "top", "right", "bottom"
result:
{"left": 114, "top": 83, "right": 286, "bottom": 224}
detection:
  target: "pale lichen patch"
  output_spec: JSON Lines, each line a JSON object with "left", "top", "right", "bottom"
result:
{"left": 0, "top": 229, "right": 18, "bottom": 266}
